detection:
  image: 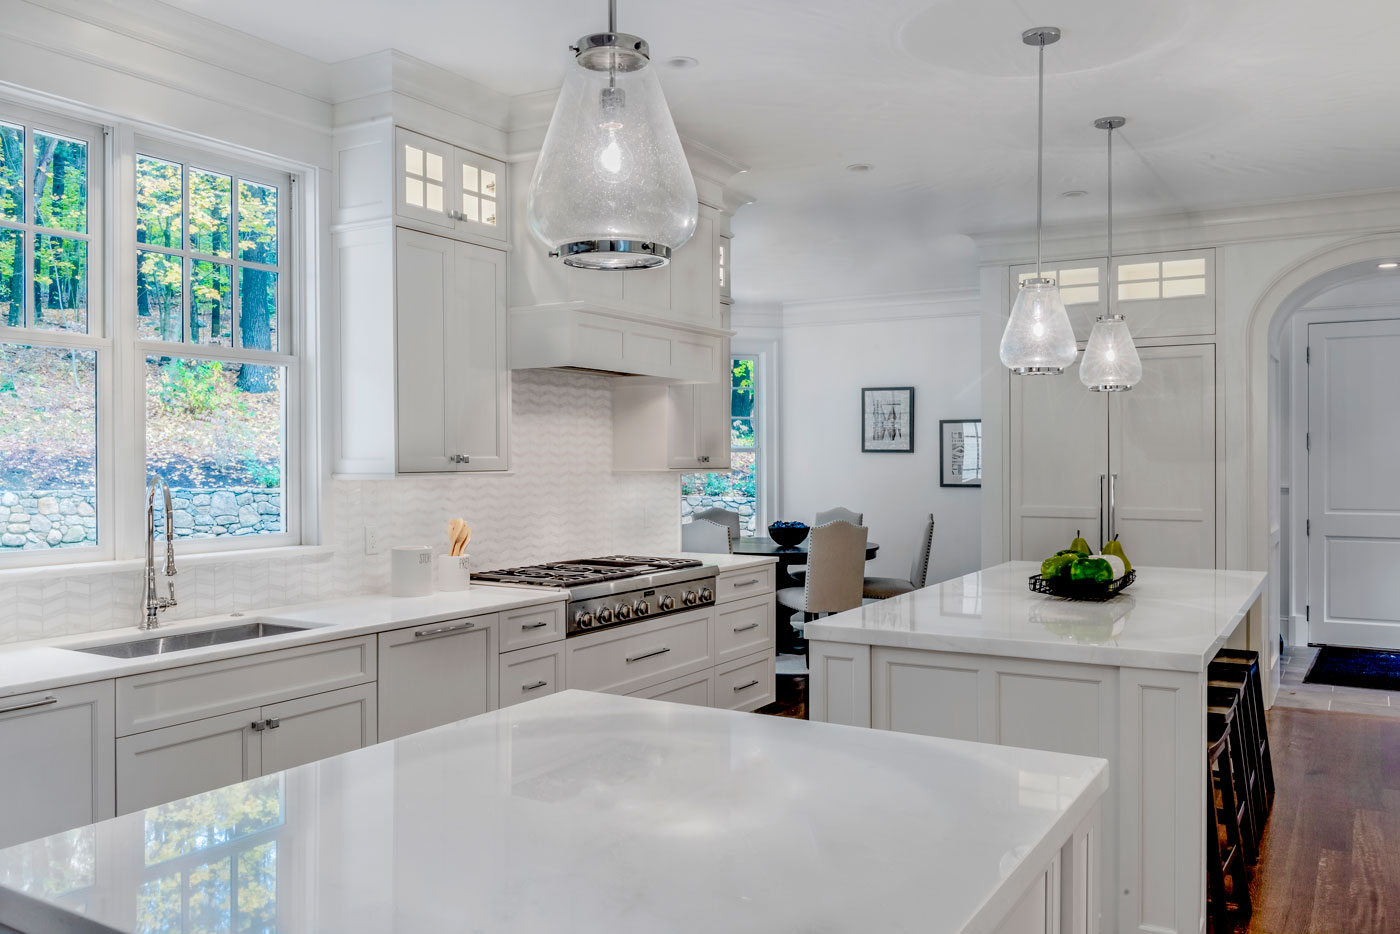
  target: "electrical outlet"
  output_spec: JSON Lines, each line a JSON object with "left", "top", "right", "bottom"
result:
{"left": 364, "top": 525, "right": 384, "bottom": 555}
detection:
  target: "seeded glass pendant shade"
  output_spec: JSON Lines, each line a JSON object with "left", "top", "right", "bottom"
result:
{"left": 527, "top": 0, "right": 698, "bottom": 269}
{"left": 1080, "top": 116, "right": 1142, "bottom": 392}
{"left": 1000, "top": 27, "right": 1077, "bottom": 376}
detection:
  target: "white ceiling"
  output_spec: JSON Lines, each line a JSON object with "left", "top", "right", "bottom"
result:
{"left": 163, "top": 0, "right": 1400, "bottom": 305}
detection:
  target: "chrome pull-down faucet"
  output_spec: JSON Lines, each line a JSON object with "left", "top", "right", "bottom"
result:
{"left": 142, "top": 476, "right": 179, "bottom": 630}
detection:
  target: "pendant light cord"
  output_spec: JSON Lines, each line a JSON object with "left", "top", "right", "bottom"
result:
{"left": 1036, "top": 36, "right": 1047, "bottom": 277}
{"left": 1106, "top": 123, "right": 1113, "bottom": 317}
{"left": 609, "top": 0, "right": 617, "bottom": 33}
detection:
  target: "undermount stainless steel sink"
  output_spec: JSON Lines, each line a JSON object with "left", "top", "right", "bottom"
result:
{"left": 71, "top": 622, "right": 310, "bottom": 659}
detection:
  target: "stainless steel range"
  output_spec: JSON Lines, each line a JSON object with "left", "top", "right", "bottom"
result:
{"left": 472, "top": 556, "right": 717, "bottom": 636}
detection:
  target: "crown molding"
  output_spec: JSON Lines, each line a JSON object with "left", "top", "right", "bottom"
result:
{"left": 972, "top": 188, "right": 1400, "bottom": 267}
{"left": 735, "top": 288, "right": 981, "bottom": 330}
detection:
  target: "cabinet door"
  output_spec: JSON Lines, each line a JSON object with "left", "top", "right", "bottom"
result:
{"left": 451, "top": 241, "right": 508, "bottom": 471}
{"left": 395, "top": 128, "right": 455, "bottom": 229}
{"left": 378, "top": 617, "right": 495, "bottom": 741}
{"left": 260, "top": 684, "right": 377, "bottom": 775}
{"left": 396, "top": 228, "right": 459, "bottom": 472}
{"left": 0, "top": 682, "right": 115, "bottom": 847}
{"left": 116, "top": 709, "right": 262, "bottom": 814}
{"left": 452, "top": 148, "right": 506, "bottom": 242}
{"left": 694, "top": 367, "right": 732, "bottom": 470}
{"left": 1008, "top": 353, "right": 1110, "bottom": 558}
{"left": 1110, "top": 344, "right": 1216, "bottom": 568}
{"left": 668, "top": 209, "right": 719, "bottom": 327}
{"left": 666, "top": 383, "right": 702, "bottom": 468}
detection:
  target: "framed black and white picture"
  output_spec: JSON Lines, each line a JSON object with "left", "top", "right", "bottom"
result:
{"left": 862, "top": 387, "right": 914, "bottom": 452}
{"left": 939, "top": 419, "right": 982, "bottom": 487}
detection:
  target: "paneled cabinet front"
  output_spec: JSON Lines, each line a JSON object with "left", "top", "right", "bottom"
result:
{"left": 377, "top": 615, "right": 497, "bottom": 741}
{"left": 395, "top": 229, "right": 509, "bottom": 473}
{"left": 0, "top": 681, "right": 115, "bottom": 849}
{"left": 395, "top": 127, "right": 505, "bottom": 243}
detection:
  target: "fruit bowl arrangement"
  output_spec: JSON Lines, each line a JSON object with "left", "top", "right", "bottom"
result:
{"left": 1030, "top": 532, "right": 1135, "bottom": 601}
{"left": 768, "top": 521, "right": 810, "bottom": 549}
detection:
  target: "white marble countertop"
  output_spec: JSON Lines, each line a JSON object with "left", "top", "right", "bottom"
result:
{"left": 0, "top": 690, "right": 1106, "bottom": 934}
{"left": 806, "top": 561, "right": 1267, "bottom": 672}
{"left": 679, "top": 551, "right": 779, "bottom": 572}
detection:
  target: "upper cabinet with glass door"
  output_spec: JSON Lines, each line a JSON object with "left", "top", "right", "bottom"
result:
{"left": 1009, "top": 248, "right": 1215, "bottom": 342}
{"left": 395, "top": 128, "right": 505, "bottom": 245}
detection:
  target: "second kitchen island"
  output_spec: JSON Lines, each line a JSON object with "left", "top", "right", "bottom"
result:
{"left": 807, "top": 561, "right": 1268, "bottom": 934}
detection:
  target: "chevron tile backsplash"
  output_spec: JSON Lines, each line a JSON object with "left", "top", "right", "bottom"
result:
{"left": 0, "top": 369, "right": 681, "bottom": 644}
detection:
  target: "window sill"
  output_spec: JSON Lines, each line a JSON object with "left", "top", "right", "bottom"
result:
{"left": 0, "top": 545, "right": 335, "bottom": 584}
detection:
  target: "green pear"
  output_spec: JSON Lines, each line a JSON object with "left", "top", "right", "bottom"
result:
{"left": 1069, "top": 530, "right": 1093, "bottom": 558}
{"left": 1102, "top": 536, "right": 1132, "bottom": 573}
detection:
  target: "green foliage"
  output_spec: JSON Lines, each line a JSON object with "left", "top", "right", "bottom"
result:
{"left": 157, "top": 359, "right": 229, "bottom": 415}
{"left": 243, "top": 457, "right": 281, "bottom": 490}
{"left": 0, "top": 379, "right": 13, "bottom": 394}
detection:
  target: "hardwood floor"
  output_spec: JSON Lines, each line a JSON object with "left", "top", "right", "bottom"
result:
{"left": 1243, "top": 705, "right": 1400, "bottom": 933}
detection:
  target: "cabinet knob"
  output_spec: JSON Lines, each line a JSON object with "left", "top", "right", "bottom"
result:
{"left": 265, "top": 717, "right": 281, "bottom": 730}
{"left": 698, "top": 456, "right": 711, "bottom": 464}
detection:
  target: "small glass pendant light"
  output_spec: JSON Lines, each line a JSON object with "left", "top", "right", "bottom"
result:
{"left": 1000, "top": 27, "right": 1077, "bottom": 376}
{"left": 527, "top": 0, "right": 698, "bottom": 269}
{"left": 1080, "top": 116, "right": 1143, "bottom": 392}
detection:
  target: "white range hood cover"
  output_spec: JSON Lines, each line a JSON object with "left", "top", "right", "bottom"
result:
{"left": 509, "top": 302, "right": 731, "bottom": 381}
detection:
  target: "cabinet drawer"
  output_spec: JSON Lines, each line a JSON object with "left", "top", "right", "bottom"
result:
{"left": 714, "top": 593, "right": 775, "bottom": 664}
{"left": 716, "top": 650, "right": 775, "bottom": 712}
{"left": 378, "top": 616, "right": 495, "bottom": 741}
{"left": 116, "top": 636, "right": 376, "bottom": 736}
{"left": 499, "top": 602, "right": 565, "bottom": 653}
{"left": 566, "top": 609, "right": 712, "bottom": 696}
{"left": 716, "top": 565, "right": 774, "bottom": 602}
{"left": 627, "top": 669, "right": 713, "bottom": 707}
{"left": 498, "top": 642, "right": 565, "bottom": 708}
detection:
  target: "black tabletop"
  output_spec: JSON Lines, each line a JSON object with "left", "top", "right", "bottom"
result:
{"left": 732, "top": 537, "right": 880, "bottom": 560}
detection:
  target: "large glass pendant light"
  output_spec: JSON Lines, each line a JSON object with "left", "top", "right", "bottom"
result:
{"left": 1080, "top": 116, "right": 1143, "bottom": 392}
{"left": 527, "top": 0, "right": 698, "bottom": 270}
{"left": 1000, "top": 27, "right": 1078, "bottom": 375}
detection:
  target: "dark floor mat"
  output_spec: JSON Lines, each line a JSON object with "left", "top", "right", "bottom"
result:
{"left": 1303, "top": 646, "right": 1400, "bottom": 691}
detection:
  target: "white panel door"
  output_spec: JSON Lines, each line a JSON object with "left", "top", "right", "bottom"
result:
{"left": 395, "top": 128, "right": 455, "bottom": 230}
{"left": 260, "top": 684, "right": 377, "bottom": 775}
{"left": 1110, "top": 344, "right": 1217, "bottom": 568}
{"left": 0, "top": 682, "right": 115, "bottom": 847}
{"left": 1009, "top": 354, "right": 1111, "bottom": 559}
{"left": 451, "top": 241, "right": 508, "bottom": 471}
{"left": 396, "top": 228, "right": 458, "bottom": 472}
{"left": 379, "top": 617, "right": 496, "bottom": 739}
{"left": 116, "top": 709, "right": 262, "bottom": 814}
{"left": 1308, "top": 319, "right": 1400, "bottom": 648}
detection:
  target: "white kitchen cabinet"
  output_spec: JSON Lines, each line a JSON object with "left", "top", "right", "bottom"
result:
{"left": 498, "top": 641, "right": 565, "bottom": 709}
{"left": 116, "top": 708, "right": 262, "bottom": 814}
{"left": 0, "top": 682, "right": 115, "bottom": 848}
{"left": 714, "top": 650, "right": 775, "bottom": 712}
{"left": 714, "top": 592, "right": 775, "bottom": 665}
{"left": 116, "top": 685, "right": 377, "bottom": 814}
{"left": 566, "top": 607, "right": 713, "bottom": 696}
{"left": 395, "top": 127, "right": 505, "bottom": 243}
{"left": 612, "top": 343, "right": 732, "bottom": 472}
{"left": 395, "top": 229, "right": 508, "bottom": 473}
{"left": 627, "top": 669, "right": 713, "bottom": 707}
{"left": 1009, "top": 344, "right": 1217, "bottom": 568}
{"left": 378, "top": 615, "right": 497, "bottom": 740}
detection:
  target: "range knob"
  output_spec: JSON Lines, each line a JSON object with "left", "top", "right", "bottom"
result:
{"left": 574, "top": 610, "right": 595, "bottom": 630}
{"left": 615, "top": 603, "right": 633, "bottom": 620}
{"left": 634, "top": 599, "right": 650, "bottom": 617}
{"left": 699, "top": 587, "right": 714, "bottom": 603}
{"left": 683, "top": 590, "right": 699, "bottom": 606}
{"left": 658, "top": 594, "right": 676, "bottom": 612}
{"left": 596, "top": 606, "right": 614, "bottom": 625}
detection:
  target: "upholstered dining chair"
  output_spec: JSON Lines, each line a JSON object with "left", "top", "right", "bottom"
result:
{"left": 863, "top": 514, "right": 935, "bottom": 599}
{"left": 681, "top": 518, "right": 732, "bottom": 554}
{"left": 791, "top": 507, "right": 865, "bottom": 585}
{"left": 693, "top": 507, "right": 741, "bottom": 542}
{"left": 776, "top": 520, "right": 869, "bottom": 659}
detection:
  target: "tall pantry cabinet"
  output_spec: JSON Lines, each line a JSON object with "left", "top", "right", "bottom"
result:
{"left": 1006, "top": 250, "right": 1221, "bottom": 568}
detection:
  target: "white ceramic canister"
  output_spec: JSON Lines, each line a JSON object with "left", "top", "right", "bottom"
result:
{"left": 390, "top": 545, "right": 434, "bottom": 597}
{"left": 438, "top": 553, "right": 471, "bottom": 592}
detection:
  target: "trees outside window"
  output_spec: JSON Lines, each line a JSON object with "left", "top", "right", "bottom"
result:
{"left": 681, "top": 357, "right": 759, "bottom": 534}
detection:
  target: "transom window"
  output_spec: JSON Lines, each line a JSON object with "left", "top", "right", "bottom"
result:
{"left": 1018, "top": 265, "right": 1100, "bottom": 305}
{"left": 1116, "top": 257, "right": 1208, "bottom": 301}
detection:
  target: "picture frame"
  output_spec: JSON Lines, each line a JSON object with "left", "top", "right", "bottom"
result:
{"left": 939, "top": 419, "right": 982, "bottom": 487}
{"left": 862, "top": 387, "right": 914, "bottom": 452}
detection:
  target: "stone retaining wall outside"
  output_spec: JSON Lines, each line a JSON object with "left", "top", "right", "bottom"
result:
{"left": 1, "top": 489, "right": 282, "bottom": 549}
{"left": 681, "top": 494, "right": 757, "bottom": 536}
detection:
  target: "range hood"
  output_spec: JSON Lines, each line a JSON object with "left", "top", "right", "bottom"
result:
{"left": 509, "top": 301, "right": 732, "bottom": 381}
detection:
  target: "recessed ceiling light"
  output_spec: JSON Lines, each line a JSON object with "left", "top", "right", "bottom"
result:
{"left": 1379, "top": 262, "right": 1399, "bottom": 269}
{"left": 665, "top": 56, "right": 699, "bottom": 69}
{"left": 1061, "top": 189, "right": 1088, "bottom": 198}
{"left": 846, "top": 163, "right": 874, "bottom": 173}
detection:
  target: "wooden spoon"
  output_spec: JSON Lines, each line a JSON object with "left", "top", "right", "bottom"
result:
{"left": 458, "top": 524, "right": 472, "bottom": 556}
{"left": 448, "top": 518, "right": 464, "bottom": 556}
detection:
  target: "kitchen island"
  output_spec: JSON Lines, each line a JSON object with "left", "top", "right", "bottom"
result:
{"left": 0, "top": 689, "right": 1105, "bottom": 934}
{"left": 806, "top": 561, "right": 1268, "bottom": 934}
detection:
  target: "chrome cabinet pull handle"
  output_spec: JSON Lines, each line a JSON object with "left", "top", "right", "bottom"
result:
{"left": 266, "top": 717, "right": 281, "bottom": 730}
{"left": 732, "top": 679, "right": 760, "bottom": 692}
{"left": 1109, "top": 473, "right": 1118, "bottom": 543}
{"left": 732, "top": 578, "right": 760, "bottom": 587}
{"left": 626, "top": 647, "right": 670, "bottom": 663}
{"left": 0, "top": 695, "right": 58, "bottom": 715}
{"left": 732, "top": 622, "right": 760, "bottom": 633}
{"left": 251, "top": 719, "right": 267, "bottom": 732}
{"left": 522, "top": 621, "right": 549, "bottom": 630}
{"left": 522, "top": 680, "right": 548, "bottom": 692}
{"left": 414, "top": 621, "right": 475, "bottom": 639}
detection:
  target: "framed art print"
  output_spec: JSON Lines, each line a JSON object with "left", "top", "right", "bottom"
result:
{"left": 862, "top": 387, "right": 914, "bottom": 452}
{"left": 939, "top": 419, "right": 982, "bottom": 487}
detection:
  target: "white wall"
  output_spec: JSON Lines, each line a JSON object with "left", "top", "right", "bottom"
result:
{"left": 763, "top": 298, "right": 982, "bottom": 586}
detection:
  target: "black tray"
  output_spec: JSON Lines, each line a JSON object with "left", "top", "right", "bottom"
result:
{"left": 1029, "top": 569, "right": 1136, "bottom": 602}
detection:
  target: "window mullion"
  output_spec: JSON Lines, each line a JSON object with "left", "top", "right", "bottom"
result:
{"left": 231, "top": 175, "right": 241, "bottom": 350}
